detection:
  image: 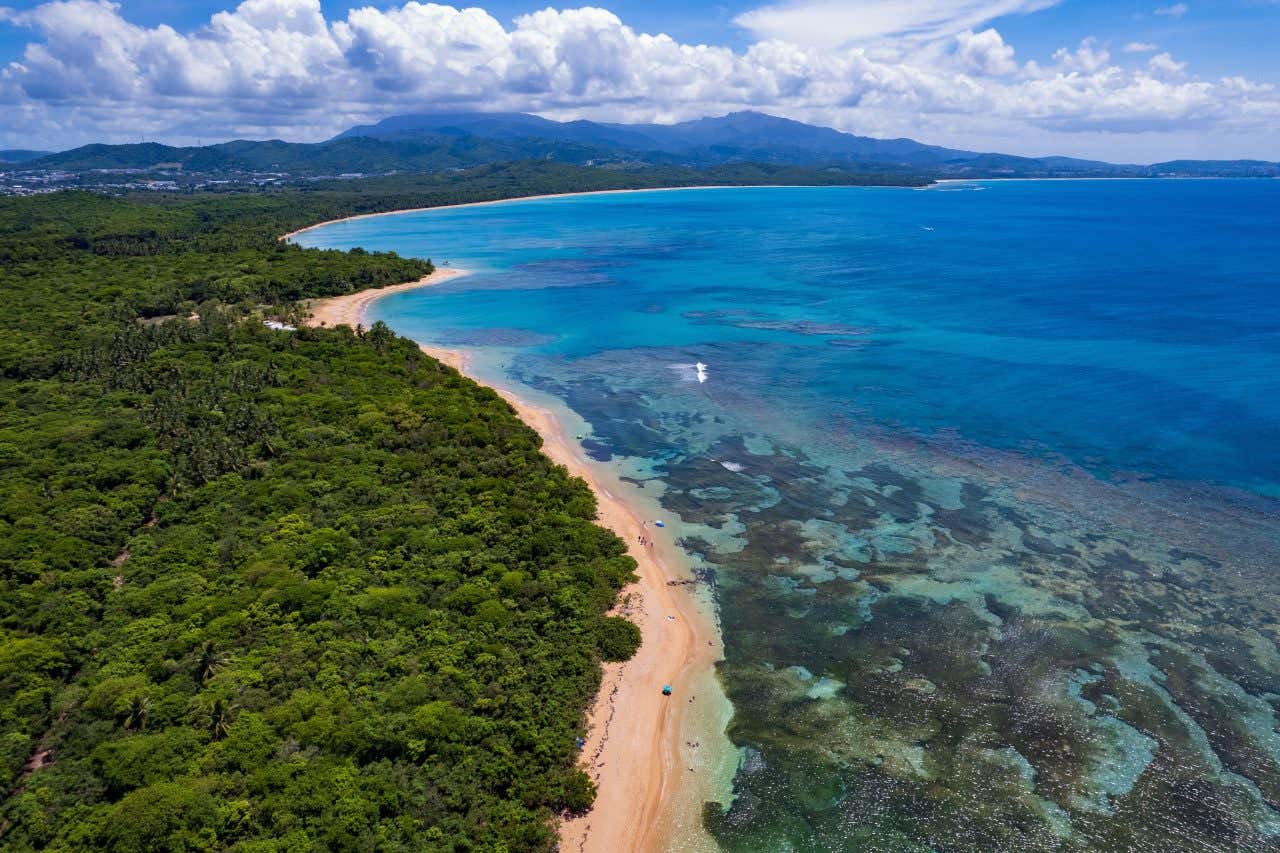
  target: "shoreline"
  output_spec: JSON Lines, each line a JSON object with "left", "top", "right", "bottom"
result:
{"left": 280, "top": 184, "right": 850, "bottom": 243}
{"left": 280, "top": 177, "right": 1245, "bottom": 248}
{"left": 303, "top": 267, "right": 469, "bottom": 328}
{"left": 281, "top": 175, "right": 1264, "bottom": 246}
{"left": 303, "top": 273, "right": 727, "bottom": 853}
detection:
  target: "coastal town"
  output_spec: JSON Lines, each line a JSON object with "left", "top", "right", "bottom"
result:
{"left": 0, "top": 165, "right": 370, "bottom": 196}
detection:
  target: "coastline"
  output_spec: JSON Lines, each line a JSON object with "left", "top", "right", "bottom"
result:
{"left": 282, "top": 184, "right": 797, "bottom": 243}
{"left": 303, "top": 272, "right": 728, "bottom": 852}
{"left": 303, "top": 267, "right": 468, "bottom": 328}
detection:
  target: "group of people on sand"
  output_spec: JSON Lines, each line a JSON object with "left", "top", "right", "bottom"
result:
{"left": 638, "top": 519, "right": 662, "bottom": 548}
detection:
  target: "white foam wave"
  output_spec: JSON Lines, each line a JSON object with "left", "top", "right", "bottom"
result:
{"left": 668, "top": 361, "right": 711, "bottom": 384}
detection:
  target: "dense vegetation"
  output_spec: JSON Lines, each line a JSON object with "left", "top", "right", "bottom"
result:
{"left": 26, "top": 136, "right": 619, "bottom": 176}
{"left": 0, "top": 165, "right": 674, "bottom": 849}
{"left": 25, "top": 110, "right": 1280, "bottom": 179}
{"left": 23, "top": 110, "right": 952, "bottom": 179}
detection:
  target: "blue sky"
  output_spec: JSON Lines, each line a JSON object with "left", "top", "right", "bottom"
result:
{"left": 1, "top": 0, "right": 1278, "bottom": 160}
{"left": 0, "top": 1, "right": 741, "bottom": 51}
{"left": 4, "top": 0, "right": 1276, "bottom": 76}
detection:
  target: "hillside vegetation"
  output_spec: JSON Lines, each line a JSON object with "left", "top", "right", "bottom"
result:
{"left": 25, "top": 111, "right": 1280, "bottom": 180}
{"left": 0, "top": 164, "right": 668, "bottom": 850}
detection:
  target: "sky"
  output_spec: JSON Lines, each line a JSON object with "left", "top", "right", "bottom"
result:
{"left": 1, "top": 0, "right": 1278, "bottom": 161}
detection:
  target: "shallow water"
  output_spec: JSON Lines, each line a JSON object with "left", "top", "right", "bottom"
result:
{"left": 298, "top": 182, "right": 1280, "bottom": 851}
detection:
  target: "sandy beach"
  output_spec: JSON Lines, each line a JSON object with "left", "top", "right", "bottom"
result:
{"left": 303, "top": 268, "right": 468, "bottom": 328}
{"left": 303, "top": 272, "right": 725, "bottom": 853}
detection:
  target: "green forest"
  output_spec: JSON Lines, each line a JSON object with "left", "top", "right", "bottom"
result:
{"left": 0, "top": 163, "right": 685, "bottom": 850}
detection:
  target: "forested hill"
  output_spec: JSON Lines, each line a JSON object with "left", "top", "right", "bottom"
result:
{"left": 23, "top": 110, "right": 1280, "bottom": 180}
{"left": 0, "top": 164, "right": 678, "bottom": 849}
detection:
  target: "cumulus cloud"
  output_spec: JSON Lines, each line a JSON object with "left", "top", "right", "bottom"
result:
{"left": 955, "top": 28, "right": 1017, "bottom": 76}
{"left": 0, "top": 0, "right": 1276, "bottom": 159}
{"left": 1050, "top": 37, "right": 1110, "bottom": 73}
{"left": 1154, "top": 3, "right": 1189, "bottom": 18}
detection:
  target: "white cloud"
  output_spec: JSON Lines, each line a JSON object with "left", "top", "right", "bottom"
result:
{"left": 955, "top": 28, "right": 1017, "bottom": 76}
{"left": 0, "top": 0, "right": 1276, "bottom": 160}
{"left": 1051, "top": 37, "right": 1110, "bottom": 73}
{"left": 1123, "top": 42, "right": 1159, "bottom": 53}
{"left": 1148, "top": 52, "right": 1187, "bottom": 78}
{"left": 1154, "top": 3, "right": 1189, "bottom": 18}
{"left": 734, "top": 0, "right": 1061, "bottom": 48}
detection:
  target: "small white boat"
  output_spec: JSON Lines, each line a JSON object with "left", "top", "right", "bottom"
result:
{"left": 695, "top": 362, "right": 709, "bottom": 383}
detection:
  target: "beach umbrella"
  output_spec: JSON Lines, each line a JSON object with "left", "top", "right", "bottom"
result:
{"left": 662, "top": 685, "right": 673, "bottom": 696}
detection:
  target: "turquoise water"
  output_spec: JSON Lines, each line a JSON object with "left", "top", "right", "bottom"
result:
{"left": 298, "top": 182, "right": 1280, "bottom": 851}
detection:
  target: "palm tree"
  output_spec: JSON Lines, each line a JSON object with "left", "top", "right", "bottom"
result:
{"left": 195, "top": 642, "right": 228, "bottom": 685}
{"left": 206, "top": 699, "right": 235, "bottom": 740}
{"left": 123, "top": 695, "right": 152, "bottom": 731}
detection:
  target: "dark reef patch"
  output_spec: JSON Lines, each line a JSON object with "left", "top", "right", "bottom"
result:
{"left": 510, "top": 351, "right": 1280, "bottom": 852}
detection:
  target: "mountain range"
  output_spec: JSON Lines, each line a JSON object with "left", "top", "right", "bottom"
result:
{"left": 12, "top": 111, "right": 1280, "bottom": 179}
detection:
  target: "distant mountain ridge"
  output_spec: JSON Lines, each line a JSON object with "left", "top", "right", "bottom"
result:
{"left": 0, "top": 149, "right": 53, "bottom": 163}
{"left": 20, "top": 111, "right": 1280, "bottom": 178}
{"left": 333, "top": 110, "right": 1132, "bottom": 175}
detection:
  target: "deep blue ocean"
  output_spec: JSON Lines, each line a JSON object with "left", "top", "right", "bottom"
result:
{"left": 298, "top": 181, "right": 1280, "bottom": 851}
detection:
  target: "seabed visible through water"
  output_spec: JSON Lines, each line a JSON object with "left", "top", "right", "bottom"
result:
{"left": 300, "top": 181, "right": 1280, "bottom": 851}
